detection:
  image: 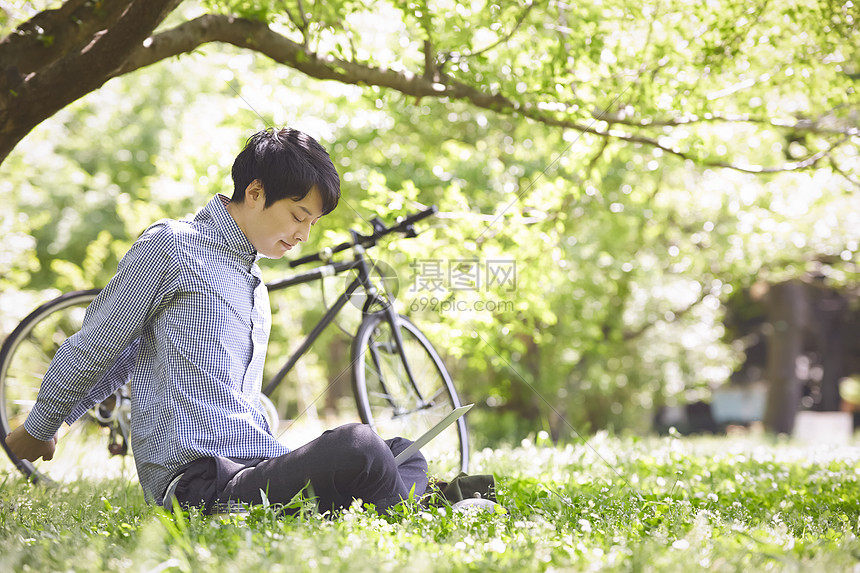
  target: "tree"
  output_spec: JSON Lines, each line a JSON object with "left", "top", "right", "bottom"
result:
{"left": 0, "top": 1, "right": 182, "bottom": 160}
{"left": 2, "top": 0, "right": 858, "bottom": 178}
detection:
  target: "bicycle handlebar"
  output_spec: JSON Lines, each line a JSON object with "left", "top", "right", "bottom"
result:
{"left": 288, "top": 205, "right": 438, "bottom": 268}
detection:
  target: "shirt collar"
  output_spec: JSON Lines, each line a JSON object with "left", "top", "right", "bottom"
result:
{"left": 195, "top": 194, "right": 257, "bottom": 259}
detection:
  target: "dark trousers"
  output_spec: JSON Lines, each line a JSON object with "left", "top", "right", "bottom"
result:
{"left": 171, "top": 423, "right": 428, "bottom": 514}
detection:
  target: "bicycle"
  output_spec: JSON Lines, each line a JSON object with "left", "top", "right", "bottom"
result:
{"left": 0, "top": 206, "right": 469, "bottom": 484}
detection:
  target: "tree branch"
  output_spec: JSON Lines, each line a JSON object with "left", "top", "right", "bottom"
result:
{"left": 19, "top": 0, "right": 183, "bottom": 96}
{"left": 423, "top": 39, "right": 436, "bottom": 81}
{"left": 120, "top": 14, "right": 855, "bottom": 176}
{"left": 523, "top": 108, "right": 855, "bottom": 173}
{"left": 0, "top": 0, "right": 183, "bottom": 162}
{"left": 585, "top": 137, "right": 610, "bottom": 177}
{"left": 439, "top": 1, "right": 535, "bottom": 65}
{"left": 622, "top": 286, "right": 709, "bottom": 342}
{"left": 280, "top": 0, "right": 307, "bottom": 46}
{"left": 830, "top": 157, "right": 860, "bottom": 191}
{"left": 0, "top": 6, "right": 839, "bottom": 179}
{"left": 118, "top": 14, "right": 512, "bottom": 108}
{"left": 601, "top": 110, "right": 860, "bottom": 137}
{"left": 0, "top": 0, "right": 94, "bottom": 73}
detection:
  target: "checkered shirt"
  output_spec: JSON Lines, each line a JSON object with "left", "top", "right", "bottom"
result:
{"left": 25, "top": 195, "right": 290, "bottom": 502}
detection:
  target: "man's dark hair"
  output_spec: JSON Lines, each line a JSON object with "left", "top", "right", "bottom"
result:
{"left": 231, "top": 127, "right": 340, "bottom": 214}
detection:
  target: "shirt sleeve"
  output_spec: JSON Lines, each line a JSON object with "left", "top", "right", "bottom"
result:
{"left": 64, "top": 337, "right": 141, "bottom": 425}
{"left": 24, "top": 222, "right": 179, "bottom": 441}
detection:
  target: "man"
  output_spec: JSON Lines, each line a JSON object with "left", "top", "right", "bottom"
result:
{"left": 5, "top": 127, "right": 428, "bottom": 513}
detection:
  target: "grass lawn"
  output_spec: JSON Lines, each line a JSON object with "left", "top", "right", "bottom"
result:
{"left": 2, "top": 431, "right": 859, "bottom": 572}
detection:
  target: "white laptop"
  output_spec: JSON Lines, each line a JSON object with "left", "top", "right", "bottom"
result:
{"left": 394, "top": 403, "right": 473, "bottom": 466}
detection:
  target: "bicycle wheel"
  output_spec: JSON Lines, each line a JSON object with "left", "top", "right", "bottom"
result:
{"left": 352, "top": 312, "right": 469, "bottom": 475}
{"left": 0, "top": 289, "right": 136, "bottom": 483}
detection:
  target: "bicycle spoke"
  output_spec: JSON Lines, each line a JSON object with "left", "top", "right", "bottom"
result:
{"left": 0, "top": 290, "right": 137, "bottom": 483}
{"left": 353, "top": 312, "right": 468, "bottom": 474}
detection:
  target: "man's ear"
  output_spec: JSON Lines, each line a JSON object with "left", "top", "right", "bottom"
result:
{"left": 245, "top": 179, "right": 266, "bottom": 206}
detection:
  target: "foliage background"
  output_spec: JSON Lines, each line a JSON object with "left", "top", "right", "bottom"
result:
{"left": 0, "top": 0, "right": 858, "bottom": 447}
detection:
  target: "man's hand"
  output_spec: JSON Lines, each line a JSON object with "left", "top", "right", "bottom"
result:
{"left": 4, "top": 425, "right": 57, "bottom": 462}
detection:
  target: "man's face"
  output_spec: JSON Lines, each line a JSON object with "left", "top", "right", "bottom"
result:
{"left": 243, "top": 182, "right": 324, "bottom": 259}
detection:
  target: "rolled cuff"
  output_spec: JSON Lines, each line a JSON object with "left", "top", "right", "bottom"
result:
{"left": 23, "top": 402, "right": 65, "bottom": 442}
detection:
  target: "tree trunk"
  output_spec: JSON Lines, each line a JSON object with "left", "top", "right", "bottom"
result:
{"left": 0, "top": 0, "right": 181, "bottom": 163}
{"left": 763, "top": 281, "right": 808, "bottom": 434}
{"left": 812, "top": 286, "right": 847, "bottom": 411}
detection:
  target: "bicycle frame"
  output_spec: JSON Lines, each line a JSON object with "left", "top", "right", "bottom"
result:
{"left": 261, "top": 244, "right": 424, "bottom": 414}
{"left": 0, "top": 203, "right": 469, "bottom": 484}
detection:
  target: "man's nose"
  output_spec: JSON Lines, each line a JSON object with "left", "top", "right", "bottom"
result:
{"left": 294, "top": 224, "right": 311, "bottom": 243}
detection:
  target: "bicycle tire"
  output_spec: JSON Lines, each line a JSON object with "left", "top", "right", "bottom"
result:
{"left": 351, "top": 312, "right": 469, "bottom": 474}
{"left": 0, "top": 289, "right": 136, "bottom": 483}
